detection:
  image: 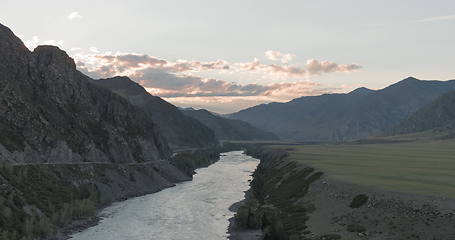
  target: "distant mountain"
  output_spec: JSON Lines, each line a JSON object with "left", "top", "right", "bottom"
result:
{"left": 0, "top": 23, "right": 169, "bottom": 163}
{"left": 228, "top": 77, "right": 455, "bottom": 142}
{"left": 181, "top": 108, "right": 278, "bottom": 141}
{"left": 394, "top": 90, "right": 455, "bottom": 136}
{"left": 94, "top": 77, "right": 218, "bottom": 149}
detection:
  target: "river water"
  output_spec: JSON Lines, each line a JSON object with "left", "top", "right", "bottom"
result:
{"left": 69, "top": 151, "right": 259, "bottom": 240}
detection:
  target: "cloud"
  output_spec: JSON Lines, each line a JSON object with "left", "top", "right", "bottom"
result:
{"left": 419, "top": 14, "right": 455, "bottom": 22}
{"left": 164, "top": 83, "right": 344, "bottom": 114}
{"left": 165, "top": 96, "right": 274, "bottom": 114}
{"left": 17, "top": 33, "right": 362, "bottom": 113}
{"left": 166, "top": 59, "right": 230, "bottom": 72}
{"left": 265, "top": 50, "right": 295, "bottom": 64}
{"left": 89, "top": 47, "right": 100, "bottom": 53}
{"left": 72, "top": 49, "right": 361, "bottom": 112}
{"left": 67, "top": 11, "right": 82, "bottom": 21}
{"left": 22, "top": 36, "right": 64, "bottom": 50}
{"left": 237, "top": 58, "right": 361, "bottom": 77}
{"left": 78, "top": 50, "right": 360, "bottom": 78}
{"left": 135, "top": 69, "right": 277, "bottom": 97}
{"left": 23, "top": 36, "right": 39, "bottom": 50}
{"left": 163, "top": 83, "right": 355, "bottom": 114}
{"left": 86, "top": 65, "right": 332, "bottom": 101}
{"left": 306, "top": 59, "right": 362, "bottom": 74}
{"left": 42, "top": 39, "right": 64, "bottom": 46}
{"left": 92, "top": 53, "right": 229, "bottom": 73}
{"left": 77, "top": 55, "right": 329, "bottom": 99}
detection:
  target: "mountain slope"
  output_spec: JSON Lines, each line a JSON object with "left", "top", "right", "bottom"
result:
{"left": 181, "top": 108, "right": 278, "bottom": 141}
{"left": 394, "top": 90, "right": 455, "bottom": 136}
{"left": 229, "top": 77, "right": 455, "bottom": 142}
{"left": 0, "top": 23, "right": 168, "bottom": 163}
{"left": 94, "top": 77, "right": 218, "bottom": 149}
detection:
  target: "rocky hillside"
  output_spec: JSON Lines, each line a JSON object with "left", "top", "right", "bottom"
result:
{"left": 394, "top": 90, "right": 455, "bottom": 136}
{"left": 229, "top": 77, "right": 455, "bottom": 142}
{"left": 0, "top": 22, "right": 225, "bottom": 240}
{"left": 0, "top": 147, "right": 221, "bottom": 240}
{"left": 0, "top": 23, "right": 170, "bottom": 164}
{"left": 94, "top": 77, "right": 218, "bottom": 150}
{"left": 181, "top": 108, "right": 278, "bottom": 141}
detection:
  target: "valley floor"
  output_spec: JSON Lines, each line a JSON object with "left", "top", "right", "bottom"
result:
{"left": 279, "top": 139, "right": 455, "bottom": 199}
{"left": 230, "top": 140, "right": 455, "bottom": 239}
{"left": 286, "top": 139, "right": 455, "bottom": 239}
{"left": 304, "top": 172, "right": 455, "bottom": 239}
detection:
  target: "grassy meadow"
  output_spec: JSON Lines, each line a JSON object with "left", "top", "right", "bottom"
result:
{"left": 269, "top": 139, "right": 455, "bottom": 199}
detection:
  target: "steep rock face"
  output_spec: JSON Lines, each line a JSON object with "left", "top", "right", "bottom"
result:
{"left": 0, "top": 23, "right": 169, "bottom": 163}
{"left": 229, "top": 77, "right": 455, "bottom": 142}
{"left": 94, "top": 77, "right": 218, "bottom": 150}
{"left": 394, "top": 90, "right": 455, "bottom": 135}
{"left": 181, "top": 108, "right": 279, "bottom": 141}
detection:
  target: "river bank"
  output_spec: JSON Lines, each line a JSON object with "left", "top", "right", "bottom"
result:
{"left": 0, "top": 147, "right": 221, "bottom": 240}
{"left": 230, "top": 144, "right": 455, "bottom": 240}
{"left": 68, "top": 151, "right": 259, "bottom": 240}
{"left": 62, "top": 147, "right": 223, "bottom": 240}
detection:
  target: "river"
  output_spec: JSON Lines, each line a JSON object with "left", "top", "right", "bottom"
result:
{"left": 69, "top": 151, "right": 259, "bottom": 240}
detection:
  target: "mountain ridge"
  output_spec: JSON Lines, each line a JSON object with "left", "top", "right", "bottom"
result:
{"left": 229, "top": 77, "right": 455, "bottom": 142}
{"left": 0, "top": 22, "right": 226, "bottom": 240}
{"left": 393, "top": 90, "right": 455, "bottom": 136}
{"left": 181, "top": 108, "right": 279, "bottom": 141}
{"left": 0, "top": 23, "right": 169, "bottom": 163}
{"left": 94, "top": 76, "right": 218, "bottom": 149}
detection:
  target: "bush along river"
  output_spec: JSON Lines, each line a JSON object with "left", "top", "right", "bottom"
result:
{"left": 69, "top": 151, "right": 259, "bottom": 240}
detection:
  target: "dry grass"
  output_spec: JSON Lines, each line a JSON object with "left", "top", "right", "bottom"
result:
{"left": 269, "top": 139, "right": 455, "bottom": 199}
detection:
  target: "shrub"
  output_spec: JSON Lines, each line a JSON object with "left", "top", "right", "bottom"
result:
{"left": 350, "top": 194, "right": 368, "bottom": 208}
{"left": 347, "top": 224, "right": 366, "bottom": 233}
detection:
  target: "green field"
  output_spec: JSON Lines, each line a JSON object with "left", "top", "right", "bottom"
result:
{"left": 270, "top": 139, "right": 455, "bottom": 199}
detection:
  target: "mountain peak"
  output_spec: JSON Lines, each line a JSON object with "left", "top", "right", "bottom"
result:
{"left": 349, "top": 87, "right": 374, "bottom": 95}
{"left": 0, "top": 22, "right": 29, "bottom": 58}
{"left": 402, "top": 76, "right": 420, "bottom": 82}
{"left": 0, "top": 23, "right": 22, "bottom": 44}
{"left": 386, "top": 76, "right": 423, "bottom": 89}
{"left": 100, "top": 76, "right": 136, "bottom": 87}
{"left": 96, "top": 76, "right": 148, "bottom": 95}
{"left": 32, "top": 45, "right": 76, "bottom": 69}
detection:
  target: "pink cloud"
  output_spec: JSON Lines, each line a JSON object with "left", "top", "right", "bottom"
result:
{"left": 73, "top": 50, "right": 361, "bottom": 106}
{"left": 265, "top": 50, "right": 295, "bottom": 64}
{"left": 306, "top": 59, "right": 362, "bottom": 74}
{"left": 237, "top": 58, "right": 361, "bottom": 77}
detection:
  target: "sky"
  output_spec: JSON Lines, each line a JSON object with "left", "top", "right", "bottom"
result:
{"left": 1, "top": 0, "right": 455, "bottom": 113}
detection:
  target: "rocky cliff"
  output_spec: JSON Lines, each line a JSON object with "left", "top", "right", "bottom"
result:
{"left": 0, "top": 22, "right": 224, "bottom": 240}
{"left": 0, "top": 23, "right": 168, "bottom": 164}
{"left": 94, "top": 77, "right": 218, "bottom": 150}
